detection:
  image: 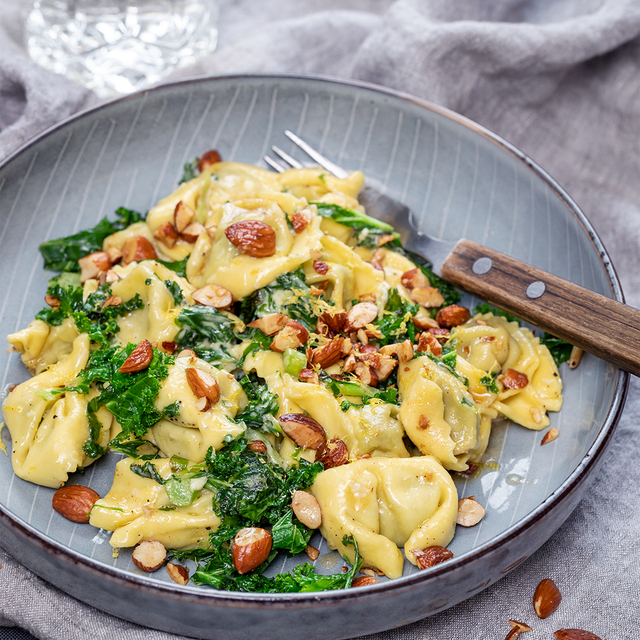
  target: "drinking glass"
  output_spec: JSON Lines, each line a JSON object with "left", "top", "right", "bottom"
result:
{"left": 24, "top": 0, "right": 219, "bottom": 97}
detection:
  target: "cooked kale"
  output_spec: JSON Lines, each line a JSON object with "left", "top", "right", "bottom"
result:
{"left": 156, "top": 256, "right": 189, "bottom": 277}
{"left": 374, "top": 287, "right": 418, "bottom": 346}
{"left": 174, "top": 305, "right": 239, "bottom": 365}
{"left": 235, "top": 373, "right": 279, "bottom": 430}
{"left": 239, "top": 268, "right": 318, "bottom": 331}
{"left": 168, "top": 443, "right": 359, "bottom": 593}
{"left": 108, "top": 439, "right": 160, "bottom": 460}
{"left": 179, "top": 157, "right": 200, "bottom": 184}
{"left": 480, "top": 372, "right": 500, "bottom": 394}
{"left": 312, "top": 202, "right": 394, "bottom": 233}
{"left": 236, "top": 330, "right": 273, "bottom": 367}
{"left": 36, "top": 281, "right": 144, "bottom": 345}
{"left": 79, "top": 343, "right": 174, "bottom": 458}
{"left": 39, "top": 207, "right": 144, "bottom": 272}
{"left": 540, "top": 333, "right": 574, "bottom": 366}
{"left": 164, "top": 279, "right": 184, "bottom": 305}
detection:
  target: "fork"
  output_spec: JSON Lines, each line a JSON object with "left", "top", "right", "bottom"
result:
{"left": 266, "top": 130, "right": 640, "bottom": 377}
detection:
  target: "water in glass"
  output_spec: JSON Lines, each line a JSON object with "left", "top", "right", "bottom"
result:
{"left": 25, "top": 0, "right": 219, "bottom": 97}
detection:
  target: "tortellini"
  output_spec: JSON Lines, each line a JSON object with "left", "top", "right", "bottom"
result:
{"left": 311, "top": 457, "right": 458, "bottom": 578}
{"left": 148, "top": 353, "right": 247, "bottom": 461}
{"left": 2, "top": 334, "right": 111, "bottom": 487}
{"left": 90, "top": 458, "right": 220, "bottom": 549}
{"left": 398, "top": 356, "right": 480, "bottom": 471}
{"left": 453, "top": 314, "right": 563, "bottom": 430}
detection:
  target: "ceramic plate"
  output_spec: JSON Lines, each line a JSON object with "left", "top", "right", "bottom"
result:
{"left": 0, "top": 74, "right": 628, "bottom": 640}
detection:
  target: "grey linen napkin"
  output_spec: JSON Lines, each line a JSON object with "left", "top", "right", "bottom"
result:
{"left": 1, "top": 1, "right": 639, "bottom": 638}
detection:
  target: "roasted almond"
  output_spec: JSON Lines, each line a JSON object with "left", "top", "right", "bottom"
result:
{"left": 181, "top": 222, "right": 207, "bottom": 244}
{"left": 400, "top": 267, "right": 429, "bottom": 290}
{"left": 121, "top": 236, "right": 158, "bottom": 265}
{"left": 435, "top": 304, "right": 471, "bottom": 328}
{"left": 305, "top": 544, "right": 319, "bottom": 561}
{"left": 290, "top": 208, "right": 313, "bottom": 233}
{"left": 351, "top": 576, "right": 379, "bottom": 587}
{"left": 554, "top": 631, "right": 601, "bottom": 640}
{"left": 412, "top": 546, "right": 454, "bottom": 569}
{"left": 541, "top": 428, "right": 559, "bottom": 445}
{"left": 533, "top": 578, "right": 562, "bottom": 618}
{"left": 153, "top": 221, "right": 179, "bottom": 248}
{"left": 412, "top": 314, "right": 440, "bottom": 330}
{"left": 503, "top": 368, "right": 529, "bottom": 390}
{"left": 166, "top": 562, "right": 189, "bottom": 586}
{"left": 309, "top": 337, "right": 345, "bottom": 369}
{"left": 232, "top": 527, "right": 272, "bottom": 574}
{"left": 377, "top": 233, "right": 395, "bottom": 246}
{"left": 132, "top": 540, "right": 167, "bottom": 572}
{"left": 174, "top": 200, "right": 196, "bottom": 233}
{"left": 192, "top": 284, "right": 233, "bottom": 309}
{"left": 101, "top": 295, "right": 121, "bottom": 310}
{"left": 298, "top": 368, "right": 319, "bottom": 384}
{"left": 509, "top": 620, "right": 532, "bottom": 633}
{"left": 279, "top": 413, "right": 326, "bottom": 449}
{"left": 119, "top": 339, "right": 153, "bottom": 373}
{"left": 198, "top": 149, "right": 221, "bottom": 172}
{"left": 315, "top": 438, "right": 349, "bottom": 469}
{"left": 411, "top": 286, "right": 445, "bottom": 308}
{"left": 225, "top": 220, "right": 277, "bottom": 258}
{"left": 313, "top": 260, "right": 329, "bottom": 275}
{"left": 78, "top": 251, "right": 112, "bottom": 283}
{"left": 186, "top": 367, "right": 220, "bottom": 410}
{"left": 346, "top": 302, "right": 378, "bottom": 330}
{"left": 354, "top": 361, "right": 379, "bottom": 387}
{"left": 456, "top": 497, "right": 486, "bottom": 527}
{"left": 270, "top": 321, "right": 309, "bottom": 352}
{"left": 247, "top": 440, "right": 267, "bottom": 453}
{"left": 320, "top": 310, "right": 347, "bottom": 334}
{"left": 177, "top": 348, "right": 197, "bottom": 359}
{"left": 247, "top": 313, "right": 290, "bottom": 336}
{"left": 52, "top": 485, "right": 100, "bottom": 523}
{"left": 291, "top": 490, "right": 322, "bottom": 529}
{"left": 416, "top": 331, "right": 443, "bottom": 356}
{"left": 44, "top": 294, "right": 60, "bottom": 307}
{"left": 161, "top": 341, "right": 178, "bottom": 354}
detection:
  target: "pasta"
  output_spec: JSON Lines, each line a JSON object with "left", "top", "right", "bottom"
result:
{"left": 2, "top": 153, "right": 564, "bottom": 592}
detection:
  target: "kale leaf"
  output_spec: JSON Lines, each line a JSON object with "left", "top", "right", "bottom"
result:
{"left": 79, "top": 343, "right": 173, "bottom": 457}
{"left": 540, "top": 333, "right": 574, "bottom": 366}
{"left": 156, "top": 257, "right": 189, "bottom": 278}
{"left": 235, "top": 373, "right": 279, "bottom": 430}
{"left": 239, "top": 268, "right": 318, "bottom": 332}
{"left": 174, "top": 305, "right": 239, "bottom": 365}
{"left": 36, "top": 281, "right": 144, "bottom": 345}
{"left": 179, "top": 157, "right": 200, "bottom": 184}
{"left": 39, "top": 207, "right": 144, "bottom": 272}
{"left": 164, "top": 280, "right": 184, "bottom": 305}
{"left": 312, "top": 202, "right": 394, "bottom": 233}
{"left": 374, "top": 287, "right": 418, "bottom": 346}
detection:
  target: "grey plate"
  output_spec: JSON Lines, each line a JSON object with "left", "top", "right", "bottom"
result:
{"left": 0, "top": 74, "right": 628, "bottom": 640}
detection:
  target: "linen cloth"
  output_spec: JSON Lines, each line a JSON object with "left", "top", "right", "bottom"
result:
{"left": 1, "top": 1, "right": 639, "bottom": 638}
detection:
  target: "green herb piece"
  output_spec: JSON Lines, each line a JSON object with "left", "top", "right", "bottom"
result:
{"left": 164, "top": 280, "right": 184, "bottom": 305}
{"left": 235, "top": 373, "right": 279, "bottom": 430}
{"left": 236, "top": 331, "right": 273, "bottom": 368}
{"left": 109, "top": 439, "right": 159, "bottom": 460}
{"left": 480, "top": 372, "right": 500, "bottom": 394}
{"left": 162, "top": 401, "right": 181, "bottom": 419}
{"left": 39, "top": 207, "right": 144, "bottom": 272}
{"left": 324, "top": 376, "right": 399, "bottom": 411}
{"left": 179, "top": 157, "right": 200, "bottom": 184}
{"left": 130, "top": 461, "right": 167, "bottom": 485}
{"left": 540, "top": 333, "right": 574, "bottom": 366}
{"left": 312, "top": 203, "right": 394, "bottom": 233}
{"left": 270, "top": 510, "right": 313, "bottom": 555}
{"left": 283, "top": 349, "right": 307, "bottom": 377}
{"left": 156, "top": 257, "right": 189, "bottom": 278}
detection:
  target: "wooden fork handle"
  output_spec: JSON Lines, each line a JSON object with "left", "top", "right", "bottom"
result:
{"left": 440, "top": 239, "right": 640, "bottom": 376}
